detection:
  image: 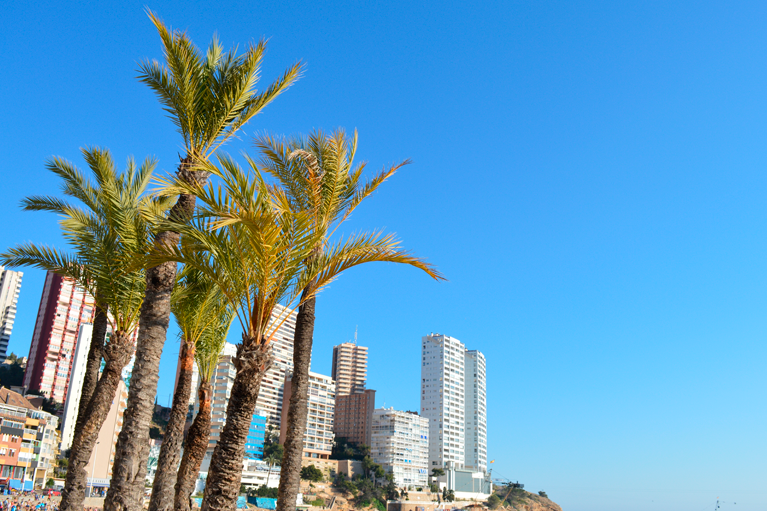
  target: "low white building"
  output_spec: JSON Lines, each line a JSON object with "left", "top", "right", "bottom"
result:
{"left": 197, "top": 457, "right": 280, "bottom": 494}
{"left": 371, "top": 407, "right": 429, "bottom": 488}
{"left": 435, "top": 461, "right": 493, "bottom": 500}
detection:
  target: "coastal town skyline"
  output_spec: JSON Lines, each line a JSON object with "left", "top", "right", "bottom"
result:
{"left": 2, "top": 2, "right": 765, "bottom": 511}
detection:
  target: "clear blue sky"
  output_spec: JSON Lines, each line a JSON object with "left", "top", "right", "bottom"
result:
{"left": 2, "top": 1, "right": 765, "bottom": 510}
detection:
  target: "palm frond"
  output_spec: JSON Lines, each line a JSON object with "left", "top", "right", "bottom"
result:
{"left": 7, "top": 148, "right": 166, "bottom": 337}
{"left": 141, "top": 11, "right": 302, "bottom": 164}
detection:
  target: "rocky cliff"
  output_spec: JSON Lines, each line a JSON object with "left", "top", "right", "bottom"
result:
{"left": 501, "top": 490, "right": 562, "bottom": 511}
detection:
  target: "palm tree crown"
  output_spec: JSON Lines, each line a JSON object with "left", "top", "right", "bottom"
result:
{"left": 139, "top": 9, "right": 303, "bottom": 166}
{"left": 0, "top": 147, "right": 166, "bottom": 335}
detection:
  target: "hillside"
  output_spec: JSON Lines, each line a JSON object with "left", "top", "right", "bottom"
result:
{"left": 294, "top": 479, "right": 563, "bottom": 511}
{"left": 492, "top": 486, "right": 562, "bottom": 511}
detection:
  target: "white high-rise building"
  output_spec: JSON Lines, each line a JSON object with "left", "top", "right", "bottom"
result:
{"left": 421, "top": 334, "right": 466, "bottom": 469}
{"left": 421, "top": 334, "right": 487, "bottom": 472}
{"left": 464, "top": 350, "right": 487, "bottom": 473}
{"left": 371, "top": 407, "right": 429, "bottom": 488}
{"left": 60, "top": 323, "right": 93, "bottom": 451}
{"left": 0, "top": 266, "right": 23, "bottom": 362}
{"left": 255, "top": 304, "right": 298, "bottom": 428}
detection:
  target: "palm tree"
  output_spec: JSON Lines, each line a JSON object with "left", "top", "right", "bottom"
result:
{"left": 147, "top": 155, "right": 319, "bottom": 511}
{"left": 256, "top": 130, "right": 444, "bottom": 511}
{"left": 106, "top": 11, "right": 302, "bottom": 511}
{"left": 150, "top": 268, "right": 228, "bottom": 511}
{"left": 0, "top": 148, "right": 163, "bottom": 511}
{"left": 18, "top": 162, "right": 112, "bottom": 435}
{"left": 172, "top": 272, "right": 234, "bottom": 511}
{"left": 150, "top": 151, "right": 441, "bottom": 511}
{"left": 263, "top": 454, "right": 280, "bottom": 490}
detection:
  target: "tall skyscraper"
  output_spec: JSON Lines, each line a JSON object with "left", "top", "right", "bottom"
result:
{"left": 371, "top": 407, "right": 429, "bottom": 487}
{"left": 421, "top": 333, "right": 467, "bottom": 469}
{"left": 421, "top": 334, "right": 488, "bottom": 472}
{"left": 332, "top": 340, "right": 374, "bottom": 446}
{"left": 0, "top": 266, "right": 23, "bottom": 362}
{"left": 464, "top": 350, "right": 487, "bottom": 473}
{"left": 331, "top": 342, "right": 367, "bottom": 396}
{"left": 24, "top": 271, "right": 96, "bottom": 402}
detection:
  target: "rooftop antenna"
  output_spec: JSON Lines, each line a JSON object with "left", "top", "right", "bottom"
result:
{"left": 353, "top": 325, "right": 358, "bottom": 344}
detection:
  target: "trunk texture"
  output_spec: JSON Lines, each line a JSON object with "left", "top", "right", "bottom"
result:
{"left": 60, "top": 332, "right": 134, "bottom": 511}
{"left": 276, "top": 291, "right": 315, "bottom": 511}
{"left": 73, "top": 302, "right": 109, "bottom": 437}
{"left": 105, "top": 164, "right": 202, "bottom": 511}
{"left": 149, "top": 341, "right": 196, "bottom": 511}
{"left": 174, "top": 380, "right": 212, "bottom": 511}
{"left": 201, "top": 341, "right": 273, "bottom": 511}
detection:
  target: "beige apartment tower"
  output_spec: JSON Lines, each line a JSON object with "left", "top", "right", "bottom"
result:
{"left": 331, "top": 342, "right": 368, "bottom": 396}
{"left": 335, "top": 389, "right": 375, "bottom": 446}
{"left": 279, "top": 371, "right": 336, "bottom": 460}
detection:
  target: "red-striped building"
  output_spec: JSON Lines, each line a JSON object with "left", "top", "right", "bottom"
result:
{"left": 24, "top": 272, "right": 95, "bottom": 403}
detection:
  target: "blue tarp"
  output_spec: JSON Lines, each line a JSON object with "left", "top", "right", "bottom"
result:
{"left": 8, "top": 480, "right": 21, "bottom": 490}
{"left": 23, "top": 481, "right": 33, "bottom": 491}
{"left": 192, "top": 497, "right": 248, "bottom": 509}
{"left": 247, "top": 496, "right": 277, "bottom": 510}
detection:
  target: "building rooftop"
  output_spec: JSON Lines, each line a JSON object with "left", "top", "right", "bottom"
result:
{"left": 0, "top": 387, "right": 37, "bottom": 410}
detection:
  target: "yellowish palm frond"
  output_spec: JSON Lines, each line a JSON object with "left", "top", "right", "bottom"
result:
{"left": 255, "top": 129, "right": 442, "bottom": 292}
{"left": 147, "top": 153, "right": 324, "bottom": 345}
{"left": 308, "top": 230, "right": 445, "bottom": 295}
{"left": 140, "top": 10, "right": 303, "bottom": 164}
{"left": 0, "top": 148, "right": 166, "bottom": 336}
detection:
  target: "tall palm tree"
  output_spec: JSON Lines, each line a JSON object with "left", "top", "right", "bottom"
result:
{"left": 256, "top": 130, "right": 444, "bottom": 511}
{"left": 150, "top": 152, "right": 441, "bottom": 511}
{"left": 0, "top": 148, "right": 164, "bottom": 511}
{"left": 105, "top": 12, "right": 302, "bottom": 511}
{"left": 174, "top": 287, "right": 234, "bottom": 511}
{"left": 148, "top": 155, "right": 319, "bottom": 511}
{"left": 149, "top": 268, "right": 227, "bottom": 511}
{"left": 15, "top": 155, "right": 114, "bottom": 434}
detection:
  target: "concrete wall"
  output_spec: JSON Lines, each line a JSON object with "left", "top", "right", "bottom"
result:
{"left": 337, "top": 459, "right": 363, "bottom": 479}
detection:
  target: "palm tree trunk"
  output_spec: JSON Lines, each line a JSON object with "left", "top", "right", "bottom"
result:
{"left": 60, "top": 332, "right": 134, "bottom": 511}
{"left": 105, "top": 163, "right": 203, "bottom": 511}
{"left": 174, "top": 380, "right": 212, "bottom": 511}
{"left": 276, "top": 290, "right": 315, "bottom": 511}
{"left": 73, "top": 302, "right": 108, "bottom": 437}
{"left": 149, "top": 340, "right": 196, "bottom": 511}
{"left": 201, "top": 341, "right": 272, "bottom": 511}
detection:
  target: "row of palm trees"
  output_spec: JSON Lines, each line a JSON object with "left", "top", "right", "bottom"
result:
{"left": 1, "top": 11, "right": 443, "bottom": 511}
